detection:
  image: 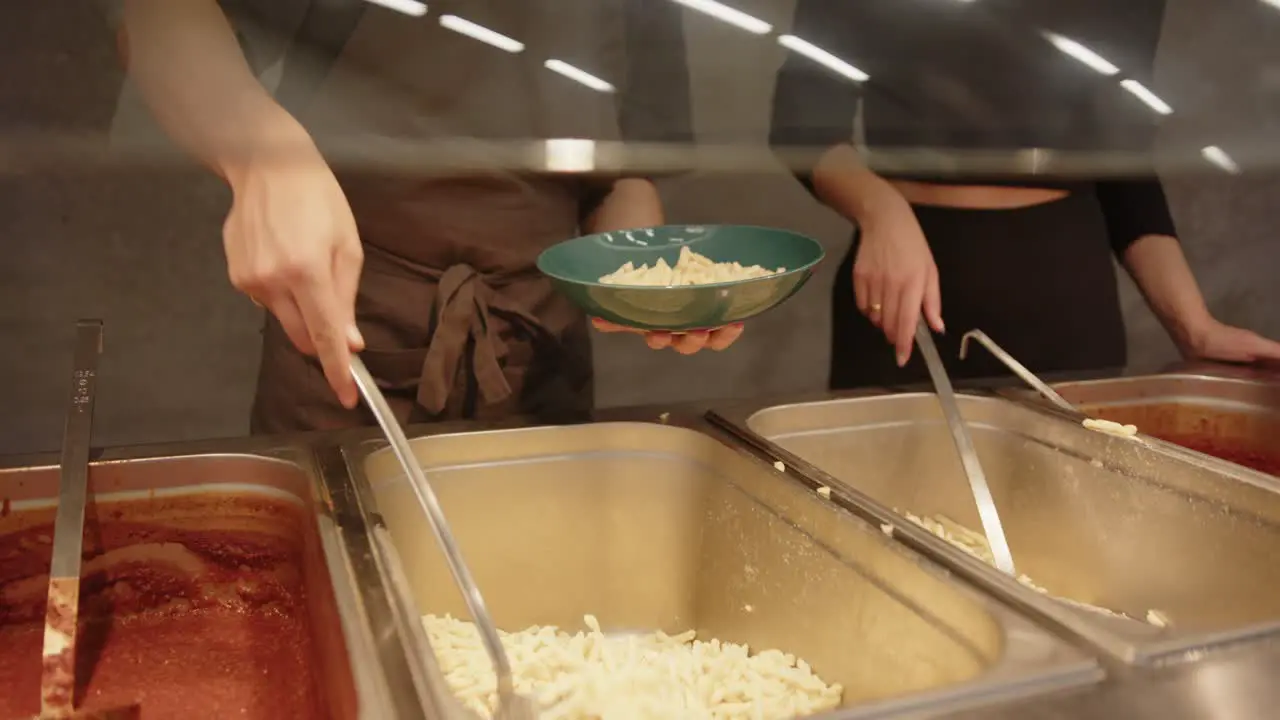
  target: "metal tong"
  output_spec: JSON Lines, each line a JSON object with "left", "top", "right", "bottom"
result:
{"left": 914, "top": 321, "right": 1017, "bottom": 576}
{"left": 38, "top": 320, "right": 141, "bottom": 720}
{"left": 350, "top": 357, "right": 538, "bottom": 720}
{"left": 959, "top": 329, "right": 1077, "bottom": 413}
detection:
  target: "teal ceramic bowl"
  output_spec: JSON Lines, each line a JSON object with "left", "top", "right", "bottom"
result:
{"left": 537, "top": 224, "right": 825, "bottom": 331}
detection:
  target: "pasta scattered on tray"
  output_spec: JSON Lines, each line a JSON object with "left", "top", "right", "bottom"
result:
{"left": 599, "top": 246, "right": 785, "bottom": 287}
{"left": 901, "top": 512, "right": 1170, "bottom": 628}
{"left": 423, "top": 613, "right": 843, "bottom": 719}
{"left": 1082, "top": 418, "right": 1139, "bottom": 439}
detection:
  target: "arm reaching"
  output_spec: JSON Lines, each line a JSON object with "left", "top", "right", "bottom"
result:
{"left": 770, "top": 0, "right": 942, "bottom": 366}
{"left": 1093, "top": 5, "right": 1279, "bottom": 365}
{"left": 122, "top": 0, "right": 365, "bottom": 407}
{"left": 122, "top": 0, "right": 299, "bottom": 182}
{"left": 1122, "top": 235, "right": 1280, "bottom": 363}
{"left": 812, "top": 147, "right": 944, "bottom": 367}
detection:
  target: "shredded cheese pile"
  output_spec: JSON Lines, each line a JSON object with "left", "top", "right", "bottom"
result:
{"left": 599, "top": 246, "right": 785, "bottom": 287}
{"left": 423, "top": 613, "right": 843, "bottom": 719}
{"left": 901, "top": 512, "right": 1169, "bottom": 627}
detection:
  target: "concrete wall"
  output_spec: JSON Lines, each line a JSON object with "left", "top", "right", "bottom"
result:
{"left": 2, "top": 0, "right": 1277, "bottom": 454}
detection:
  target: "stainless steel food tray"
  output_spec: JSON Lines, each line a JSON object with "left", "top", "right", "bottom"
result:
{"left": 1002, "top": 373, "right": 1278, "bottom": 477}
{"left": 341, "top": 419, "right": 1100, "bottom": 720}
{"left": 0, "top": 439, "right": 422, "bottom": 719}
{"left": 710, "top": 391, "right": 1280, "bottom": 664}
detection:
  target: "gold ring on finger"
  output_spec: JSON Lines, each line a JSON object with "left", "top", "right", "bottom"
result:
{"left": 869, "top": 303, "right": 883, "bottom": 314}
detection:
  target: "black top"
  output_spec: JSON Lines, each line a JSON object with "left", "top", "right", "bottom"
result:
{"left": 770, "top": 0, "right": 1177, "bottom": 256}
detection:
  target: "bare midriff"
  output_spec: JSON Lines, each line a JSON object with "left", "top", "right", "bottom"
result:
{"left": 890, "top": 179, "right": 1070, "bottom": 210}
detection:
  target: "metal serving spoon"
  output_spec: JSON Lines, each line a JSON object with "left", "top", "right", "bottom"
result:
{"left": 350, "top": 356, "right": 538, "bottom": 720}
{"left": 915, "top": 320, "right": 1017, "bottom": 576}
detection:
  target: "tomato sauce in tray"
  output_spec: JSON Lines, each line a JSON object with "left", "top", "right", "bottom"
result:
{"left": 1085, "top": 402, "right": 1278, "bottom": 478}
{"left": 1153, "top": 435, "right": 1280, "bottom": 477}
{"left": 0, "top": 495, "right": 326, "bottom": 720}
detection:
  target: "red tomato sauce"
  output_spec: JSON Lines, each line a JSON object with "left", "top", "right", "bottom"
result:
{"left": 1156, "top": 434, "right": 1280, "bottom": 477}
{"left": 0, "top": 501, "right": 325, "bottom": 720}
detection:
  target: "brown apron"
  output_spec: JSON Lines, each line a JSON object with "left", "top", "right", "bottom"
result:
{"left": 249, "top": 0, "right": 625, "bottom": 433}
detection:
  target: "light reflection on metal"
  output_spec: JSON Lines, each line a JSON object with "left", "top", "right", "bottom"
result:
{"left": 7, "top": 134, "right": 1270, "bottom": 178}
{"left": 1202, "top": 145, "right": 1242, "bottom": 174}
{"left": 439, "top": 14, "right": 524, "bottom": 53}
{"left": 545, "top": 139, "right": 596, "bottom": 172}
{"left": 1017, "top": 148, "right": 1051, "bottom": 174}
{"left": 777, "top": 34, "right": 869, "bottom": 83}
{"left": 543, "top": 59, "right": 616, "bottom": 93}
{"left": 364, "top": 0, "right": 427, "bottom": 17}
{"left": 1044, "top": 32, "right": 1121, "bottom": 76}
{"left": 669, "top": 0, "right": 773, "bottom": 35}
{"left": 1120, "top": 79, "right": 1174, "bottom": 115}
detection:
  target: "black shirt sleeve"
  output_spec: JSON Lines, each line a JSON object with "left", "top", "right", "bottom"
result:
{"left": 1082, "top": 0, "right": 1178, "bottom": 256}
{"left": 768, "top": 0, "right": 862, "bottom": 193}
{"left": 1095, "top": 179, "right": 1177, "bottom": 257}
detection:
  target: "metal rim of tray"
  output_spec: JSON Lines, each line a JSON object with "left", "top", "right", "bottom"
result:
{"left": 333, "top": 435, "right": 481, "bottom": 720}
{"left": 995, "top": 373, "right": 1279, "bottom": 483}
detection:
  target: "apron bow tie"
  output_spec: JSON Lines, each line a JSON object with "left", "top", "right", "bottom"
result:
{"left": 417, "top": 263, "right": 548, "bottom": 414}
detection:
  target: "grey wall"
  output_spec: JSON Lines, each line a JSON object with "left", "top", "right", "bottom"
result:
{"left": 2, "top": 0, "right": 1277, "bottom": 455}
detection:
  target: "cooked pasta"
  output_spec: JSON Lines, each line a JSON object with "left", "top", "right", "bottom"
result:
{"left": 599, "top": 246, "right": 785, "bottom": 287}
{"left": 1082, "top": 418, "right": 1139, "bottom": 438}
{"left": 422, "top": 613, "right": 843, "bottom": 719}
{"left": 902, "top": 512, "right": 1049, "bottom": 593}
{"left": 901, "top": 512, "right": 1169, "bottom": 627}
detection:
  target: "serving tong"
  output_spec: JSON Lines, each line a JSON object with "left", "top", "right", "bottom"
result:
{"left": 959, "top": 329, "right": 1078, "bottom": 413}
{"left": 914, "top": 321, "right": 1017, "bottom": 576}
{"left": 350, "top": 357, "right": 539, "bottom": 720}
{"left": 36, "top": 320, "right": 141, "bottom": 720}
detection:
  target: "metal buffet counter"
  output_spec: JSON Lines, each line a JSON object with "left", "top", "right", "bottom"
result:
{"left": 1, "top": 367, "right": 1277, "bottom": 719}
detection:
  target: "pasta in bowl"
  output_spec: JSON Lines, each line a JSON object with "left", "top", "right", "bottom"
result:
{"left": 536, "top": 225, "right": 824, "bottom": 331}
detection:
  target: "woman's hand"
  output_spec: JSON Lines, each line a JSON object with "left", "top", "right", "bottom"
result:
{"left": 223, "top": 134, "right": 366, "bottom": 408}
{"left": 1181, "top": 319, "right": 1280, "bottom": 365}
{"left": 853, "top": 201, "right": 945, "bottom": 365}
{"left": 591, "top": 318, "right": 745, "bottom": 354}
{"left": 1122, "top": 234, "right": 1280, "bottom": 367}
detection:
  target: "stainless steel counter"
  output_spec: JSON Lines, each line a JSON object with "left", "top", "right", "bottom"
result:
{"left": 1, "top": 368, "right": 1277, "bottom": 719}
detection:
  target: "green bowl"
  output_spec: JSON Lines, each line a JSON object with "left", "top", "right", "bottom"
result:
{"left": 537, "top": 224, "right": 825, "bottom": 331}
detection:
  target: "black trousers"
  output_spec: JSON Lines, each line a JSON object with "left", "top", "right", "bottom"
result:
{"left": 831, "top": 191, "right": 1128, "bottom": 389}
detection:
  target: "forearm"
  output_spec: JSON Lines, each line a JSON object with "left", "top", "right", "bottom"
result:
{"left": 583, "top": 178, "right": 664, "bottom": 233}
{"left": 1122, "top": 234, "right": 1213, "bottom": 353}
{"left": 811, "top": 144, "right": 912, "bottom": 229}
{"left": 121, "top": 0, "right": 307, "bottom": 184}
